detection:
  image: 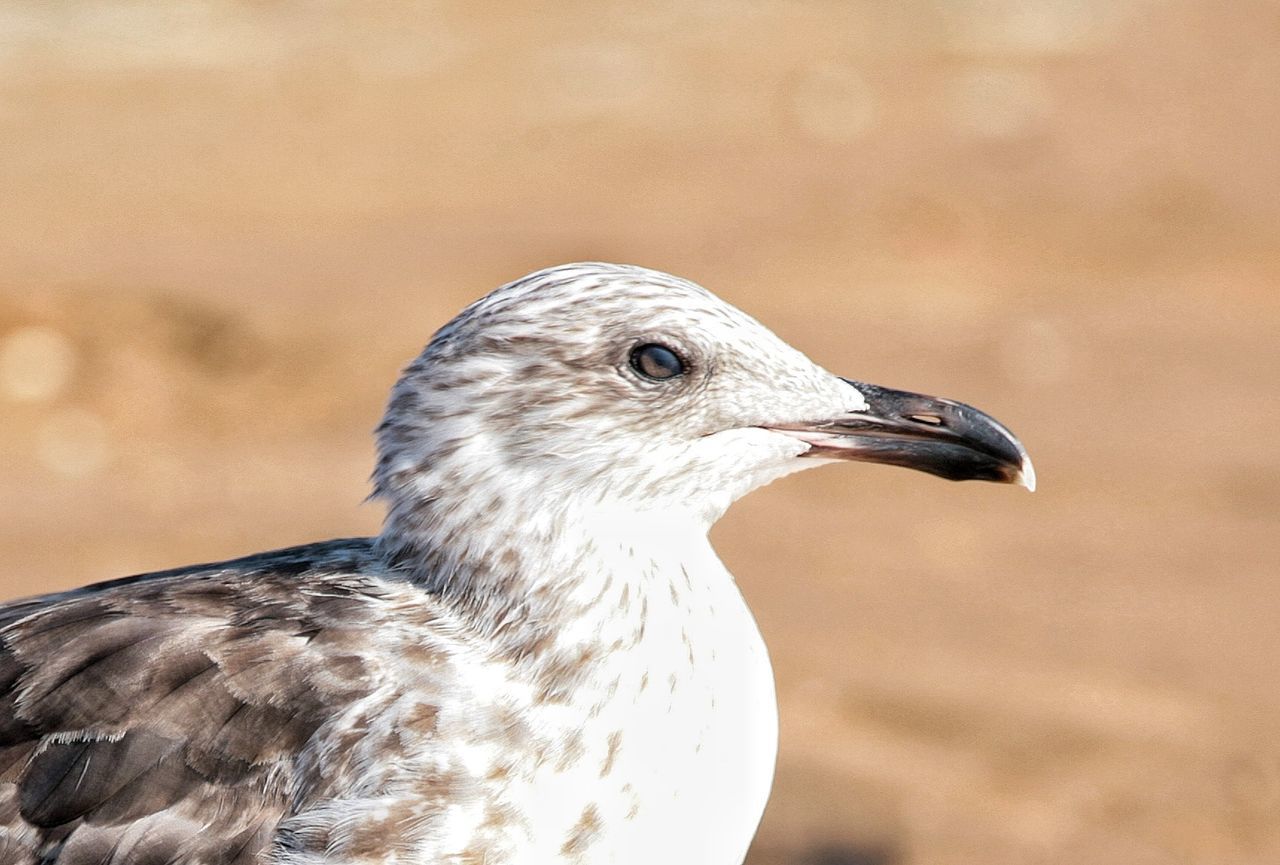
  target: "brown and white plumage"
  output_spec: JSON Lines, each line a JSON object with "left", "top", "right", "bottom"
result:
{"left": 0, "top": 263, "right": 1032, "bottom": 864}
{"left": 0, "top": 541, "right": 391, "bottom": 863}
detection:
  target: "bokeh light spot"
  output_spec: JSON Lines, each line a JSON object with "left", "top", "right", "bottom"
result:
{"left": 943, "top": 0, "right": 1129, "bottom": 56}
{"left": 0, "top": 325, "right": 76, "bottom": 403}
{"left": 999, "top": 318, "right": 1072, "bottom": 386}
{"left": 945, "top": 68, "right": 1051, "bottom": 140}
{"left": 787, "top": 62, "right": 877, "bottom": 143}
{"left": 36, "top": 408, "right": 110, "bottom": 477}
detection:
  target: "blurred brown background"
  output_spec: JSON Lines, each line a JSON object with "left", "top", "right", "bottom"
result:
{"left": 1, "top": 2, "right": 1278, "bottom": 863}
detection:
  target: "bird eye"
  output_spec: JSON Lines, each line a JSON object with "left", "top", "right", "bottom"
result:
{"left": 630, "top": 343, "right": 685, "bottom": 381}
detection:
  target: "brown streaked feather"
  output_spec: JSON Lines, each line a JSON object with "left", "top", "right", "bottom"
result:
{"left": 0, "top": 538, "right": 399, "bottom": 864}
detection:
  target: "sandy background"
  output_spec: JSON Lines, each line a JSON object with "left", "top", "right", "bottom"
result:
{"left": 1, "top": 2, "right": 1278, "bottom": 863}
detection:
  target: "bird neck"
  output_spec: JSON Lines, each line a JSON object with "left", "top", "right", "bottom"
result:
{"left": 378, "top": 495, "right": 728, "bottom": 695}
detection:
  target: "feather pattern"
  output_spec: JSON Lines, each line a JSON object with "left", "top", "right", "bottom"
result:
{"left": 0, "top": 540, "right": 404, "bottom": 864}
{"left": 0, "top": 263, "right": 940, "bottom": 864}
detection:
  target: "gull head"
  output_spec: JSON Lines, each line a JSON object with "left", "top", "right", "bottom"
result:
{"left": 374, "top": 263, "right": 1033, "bottom": 534}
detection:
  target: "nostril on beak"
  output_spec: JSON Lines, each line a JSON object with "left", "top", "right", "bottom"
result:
{"left": 909, "top": 413, "right": 944, "bottom": 426}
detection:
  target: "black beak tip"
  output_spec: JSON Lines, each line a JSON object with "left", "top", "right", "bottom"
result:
{"left": 794, "top": 381, "right": 1037, "bottom": 491}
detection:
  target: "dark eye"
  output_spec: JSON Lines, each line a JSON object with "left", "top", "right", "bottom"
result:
{"left": 630, "top": 343, "right": 685, "bottom": 380}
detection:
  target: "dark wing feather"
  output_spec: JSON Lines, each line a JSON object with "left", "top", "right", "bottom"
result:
{"left": 0, "top": 539, "right": 389, "bottom": 865}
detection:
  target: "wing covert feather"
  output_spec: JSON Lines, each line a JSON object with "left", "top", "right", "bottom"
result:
{"left": 0, "top": 539, "right": 398, "bottom": 865}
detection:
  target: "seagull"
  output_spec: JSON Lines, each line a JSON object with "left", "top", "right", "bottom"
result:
{"left": 0, "top": 263, "right": 1033, "bottom": 865}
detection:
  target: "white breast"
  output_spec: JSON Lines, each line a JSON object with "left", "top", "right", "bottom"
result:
{"left": 498, "top": 523, "right": 778, "bottom": 865}
{"left": 606, "top": 560, "right": 778, "bottom": 865}
{"left": 282, "top": 521, "right": 778, "bottom": 865}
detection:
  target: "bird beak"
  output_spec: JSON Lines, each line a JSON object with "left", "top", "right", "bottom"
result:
{"left": 767, "top": 380, "right": 1036, "bottom": 491}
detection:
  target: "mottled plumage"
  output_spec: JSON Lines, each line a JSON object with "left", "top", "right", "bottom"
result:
{"left": 0, "top": 263, "right": 1032, "bottom": 864}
